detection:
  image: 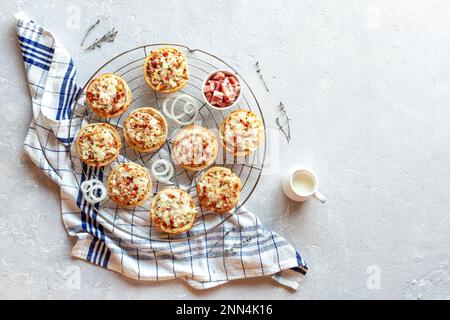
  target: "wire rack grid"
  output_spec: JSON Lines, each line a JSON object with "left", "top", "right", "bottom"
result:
{"left": 67, "top": 44, "right": 266, "bottom": 242}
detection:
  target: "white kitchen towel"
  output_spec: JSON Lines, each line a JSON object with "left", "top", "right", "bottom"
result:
{"left": 16, "top": 12, "right": 308, "bottom": 290}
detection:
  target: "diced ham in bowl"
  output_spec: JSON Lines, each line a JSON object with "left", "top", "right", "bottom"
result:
{"left": 202, "top": 71, "right": 241, "bottom": 109}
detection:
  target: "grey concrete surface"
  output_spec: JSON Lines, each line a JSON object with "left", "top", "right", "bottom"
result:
{"left": 1, "top": 0, "right": 450, "bottom": 300}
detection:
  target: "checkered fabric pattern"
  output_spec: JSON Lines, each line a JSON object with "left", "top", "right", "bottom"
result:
{"left": 17, "top": 12, "right": 308, "bottom": 290}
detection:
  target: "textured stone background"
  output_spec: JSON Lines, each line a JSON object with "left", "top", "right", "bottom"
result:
{"left": 1, "top": 0, "right": 449, "bottom": 299}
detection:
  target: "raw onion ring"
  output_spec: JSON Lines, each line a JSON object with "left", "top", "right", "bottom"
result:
{"left": 151, "top": 159, "right": 170, "bottom": 176}
{"left": 151, "top": 159, "right": 174, "bottom": 183}
{"left": 157, "top": 165, "right": 174, "bottom": 183}
{"left": 80, "top": 180, "right": 92, "bottom": 193}
{"left": 80, "top": 179, "right": 103, "bottom": 193}
{"left": 162, "top": 94, "right": 199, "bottom": 126}
{"left": 88, "top": 184, "right": 107, "bottom": 203}
{"left": 80, "top": 178, "right": 107, "bottom": 204}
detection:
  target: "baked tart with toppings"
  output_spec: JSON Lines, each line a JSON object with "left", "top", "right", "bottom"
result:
{"left": 196, "top": 167, "right": 242, "bottom": 213}
{"left": 85, "top": 73, "right": 131, "bottom": 118}
{"left": 123, "top": 107, "right": 168, "bottom": 153}
{"left": 107, "top": 163, "right": 152, "bottom": 207}
{"left": 143, "top": 47, "right": 189, "bottom": 94}
{"left": 171, "top": 126, "right": 218, "bottom": 171}
{"left": 75, "top": 123, "right": 121, "bottom": 167}
{"left": 220, "top": 110, "right": 264, "bottom": 156}
{"left": 151, "top": 188, "right": 198, "bottom": 234}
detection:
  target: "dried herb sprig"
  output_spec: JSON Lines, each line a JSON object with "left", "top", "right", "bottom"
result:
{"left": 276, "top": 117, "right": 290, "bottom": 143}
{"left": 276, "top": 102, "right": 291, "bottom": 143}
{"left": 207, "top": 227, "right": 237, "bottom": 256}
{"left": 279, "top": 102, "right": 291, "bottom": 140}
{"left": 256, "top": 61, "right": 270, "bottom": 92}
{"left": 81, "top": 19, "right": 101, "bottom": 46}
{"left": 84, "top": 28, "right": 118, "bottom": 52}
{"left": 224, "top": 237, "right": 252, "bottom": 255}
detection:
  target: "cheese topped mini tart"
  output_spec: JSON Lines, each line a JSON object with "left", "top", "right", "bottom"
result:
{"left": 76, "top": 123, "right": 121, "bottom": 167}
{"left": 86, "top": 73, "right": 131, "bottom": 118}
{"left": 196, "top": 167, "right": 242, "bottom": 214}
{"left": 171, "top": 126, "right": 218, "bottom": 171}
{"left": 123, "top": 107, "right": 168, "bottom": 153}
{"left": 151, "top": 188, "right": 198, "bottom": 234}
{"left": 143, "top": 47, "right": 189, "bottom": 94}
{"left": 107, "top": 163, "right": 152, "bottom": 207}
{"left": 220, "top": 110, "right": 264, "bottom": 156}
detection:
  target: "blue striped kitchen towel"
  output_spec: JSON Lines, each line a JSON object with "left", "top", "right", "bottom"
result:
{"left": 16, "top": 11, "right": 308, "bottom": 290}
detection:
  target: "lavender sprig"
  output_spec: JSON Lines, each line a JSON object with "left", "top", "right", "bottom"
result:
{"left": 276, "top": 117, "right": 290, "bottom": 143}
{"left": 256, "top": 61, "right": 270, "bottom": 92}
{"left": 276, "top": 102, "right": 291, "bottom": 143}
{"left": 207, "top": 227, "right": 237, "bottom": 256}
{"left": 81, "top": 19, "right": 101, "bottom": 46}
{"left": 279, "top": 102, "right": 291, "bottom": 140}
{"left": 224, "top": 238, "right": 252, "bottom": 255}
{"left": 84, "top": 28, "right": 118, "bottom": 52}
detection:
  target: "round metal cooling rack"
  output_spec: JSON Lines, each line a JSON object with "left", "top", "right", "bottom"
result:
{"left": 67, "top": 44, "right": 266, "bottom": 242}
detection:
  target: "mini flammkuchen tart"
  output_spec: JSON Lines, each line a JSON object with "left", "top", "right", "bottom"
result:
{"left": 85, "top": 73, "right": 131, "bottom": 118}
{"left": 75, "top": 123, "right": 121, "bottom": 167}
{"left": 220, "top": 110, "right": 264, "bottom": 156}
{"left": 107, "top": 163, "right": 152, "bottom": 207}
{"left": 196, "top": 167, "right": 242, "bottom": 214}
{"left": 143, "top": 47, "right": 189, "bottom": 94}
{"left": 171, "top": 126, "right": 218, "bottom": 171}
{"left": 123, "top": 107, "right": 168, "bottom": 153}
{"left": 151, "top": 188, "right": 198, "bottom": 234}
